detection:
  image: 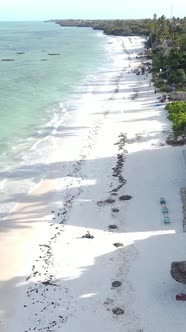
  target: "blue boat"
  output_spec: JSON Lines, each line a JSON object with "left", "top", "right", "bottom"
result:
{"left": 160, "top": 197, "right": 166, "bottom": 205}
{"left": 164, "top": 216, "right": 170, "bottom": 224}
{"left": 162, "top": 206, "right": 168, "bottom": 213}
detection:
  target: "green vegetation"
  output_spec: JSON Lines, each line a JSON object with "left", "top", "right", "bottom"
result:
{"left": 147, "top": 15, "right": 186, "bottom": 91}
{"left": 147, "top": 15, "right": 186, "bottom": 137}
{"left": 52, "top": 16, "right": 186, "bottom": 137}
{"left": 165, "top": 102, "right": 186, "bottom": 134}
{"left": 52, "top": 19, "right": 150, "bottom": 36}
{"left": 53, "top": 18, "right": 186, "bottom": 91}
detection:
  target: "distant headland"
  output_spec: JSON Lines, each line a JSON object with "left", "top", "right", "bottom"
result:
{"left": 47, "top": 19, "right": 149, "bottom": 36}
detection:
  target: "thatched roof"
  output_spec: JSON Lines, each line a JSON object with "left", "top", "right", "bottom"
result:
{"left": 171, "top": 261, "right": 186, "bottom": 284}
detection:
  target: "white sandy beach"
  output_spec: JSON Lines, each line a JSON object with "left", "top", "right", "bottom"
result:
{"left": 1, "top": 35, "right": 186, "bottom": 332}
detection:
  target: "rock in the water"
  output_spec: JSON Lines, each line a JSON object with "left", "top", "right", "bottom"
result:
{"left": 171, "top": 261, "right": 186, "bottom": 284}
{"left": 119, "top": 195, "right": 132, "bottom": 200}
{"left": 2, "top": 58, "right": 15, "bottom": 61}
{"left": 112, "top": 281, "right": 122, "bottom": 288}
{"left": 112, "top": 208, "right": 119, "bottom": 212}
{"left": 108, "top": 224, "right": 118, "bottom": 230}
{"left": 48, "top": 53, "right": 60, "bottom": 56}
{"left": 113, "top": 242, "right": 123, "bottom": 247}
{"left": 112, "top": 307, "right": 124, "bottom": 315}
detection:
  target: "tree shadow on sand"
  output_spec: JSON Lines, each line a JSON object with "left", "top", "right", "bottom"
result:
{"left": 0, "top": 230, "right": 186, "bottom": 332}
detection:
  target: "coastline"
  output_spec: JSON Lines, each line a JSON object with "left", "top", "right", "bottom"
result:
{"left": 1, "top": 35, "right": 186, "bottom": 332}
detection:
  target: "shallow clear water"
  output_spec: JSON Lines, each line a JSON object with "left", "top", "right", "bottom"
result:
{"left": 0, "top": 22, "right": 109, "bottom": 165}
{"left": 0, "top": 21, "right": 116, "bottom": 217}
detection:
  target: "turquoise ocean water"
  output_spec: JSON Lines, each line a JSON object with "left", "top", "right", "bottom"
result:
{"left": 0, "top": 22, "right": 109, "bottom": 165}
{"left": 0, "top": 21, "right": 113, "bottom": 217}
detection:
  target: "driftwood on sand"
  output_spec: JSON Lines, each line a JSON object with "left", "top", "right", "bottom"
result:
{"left": 170, "top": 261, "right": 186, "bottom": 284}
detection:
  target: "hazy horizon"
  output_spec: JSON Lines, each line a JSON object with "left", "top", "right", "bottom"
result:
{"left": 0, "top": 15, "right": 186, "bottom": 23}
{"left": 0, "top": 0, "right": 185, "bottom": 21}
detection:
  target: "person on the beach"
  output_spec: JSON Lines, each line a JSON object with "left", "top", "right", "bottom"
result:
{"left": 85, "top": 231, "right": 91, "bottom": 238}
{"left": 82, "top": 230, "right": 94, "bottom": 239}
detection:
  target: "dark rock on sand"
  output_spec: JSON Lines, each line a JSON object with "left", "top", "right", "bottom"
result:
{"left": 112, "top": 208, "right": 119, "bottom": 212}
{"left": 171, "top": 261, "right": 186, "bottom": 284}
{"left": 97, "top": 198, "right": 115, "bottom": 206}
{"left": 113, "top": 242, "right": 123, "bottom": 247}
{"left": 166, "top": 138, "right": 186, "bottom": 146}
{"left": 105, "top": 198, "right": 115, "bottom": 204}
{"left": 112, "top": 281, "right": 122, "bottom": 288}
{"left": 119, "top": 195, "right": 132, "bottom": 200}
{"left": 176, "top": 294, "right": 186, "bottom": 301}
{"left": 108, "top": 224, "right": 118, "bottom": 230}
{"left": 112, "top": 307, "right": 124, "bottom": 315}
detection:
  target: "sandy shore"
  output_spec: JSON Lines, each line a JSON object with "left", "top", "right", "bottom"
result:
{"left": 1, "top": 35, "right": 186, "bottom": 332}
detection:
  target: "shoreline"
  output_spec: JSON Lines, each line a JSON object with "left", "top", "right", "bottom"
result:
{"left": 1, "top": 35, "right": 186, "bottom": 332}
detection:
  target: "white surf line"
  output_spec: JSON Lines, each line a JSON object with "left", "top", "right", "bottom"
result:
{"left": 0, "top": 178, "right": 7, "bottom": 190}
